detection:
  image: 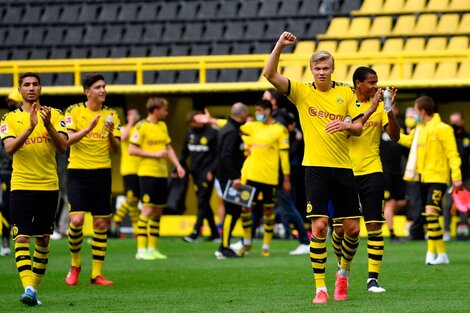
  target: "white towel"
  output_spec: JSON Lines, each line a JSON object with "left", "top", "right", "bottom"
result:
{"left": 403, "top": 125, "right": 421, "bottom": 182}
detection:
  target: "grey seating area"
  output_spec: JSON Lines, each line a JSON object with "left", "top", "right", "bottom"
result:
{"left": 0, "top": 0, "right": 357, "bottom": 85}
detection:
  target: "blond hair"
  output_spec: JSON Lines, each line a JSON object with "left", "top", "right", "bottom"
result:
{"left": 310, "top": 50, "right": 335, "bottom": 68}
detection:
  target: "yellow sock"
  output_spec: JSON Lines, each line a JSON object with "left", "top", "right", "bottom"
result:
{"left": 15, "top": 242, "right": 33, "bottom": 288}
{"left": 310, "top": 236, "right": 327, "bottom": 289}
{"left": 128, "top": 203, "right": 140, "bottom": 235}
{"left": 113, "top": 201, "right": 129, "bottom": 225}
{"left": 148, "top": 216, "right": 160, "bottom": 250}
{"left": 340, "top": 234, "right": 359, "bottom": 271}
{"left": 137, "top": 215, "right": 149, "bottom": 250}
{"left": 68, "top": 223, "right": 83, "bottom": 267}
{"left": 240, "top": 211, "right": 252, "bottom": 243}
{"left": 263, "top": 213, "right": 275, "bottom": 246}
{"left": 91, "top": 228, "right": 108, "bottom": 279}
{"left": 222, "top": 214, "right": 233, "bottom": 248}
{"left": 32, "top": 243, "right": 49, "bottom": 289}
{"left": 426, "top": 214, "right": 444, "bottom": 253}
{"left": 367, "top": 229, "right": 384, "bottom": 279}
{"left": 331, "top": 230, "right": 344, "bottom": 264}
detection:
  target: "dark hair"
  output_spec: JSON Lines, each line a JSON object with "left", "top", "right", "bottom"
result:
{"left": 415, "top": 96, "right": 435, "bottom": 115}
{"left": 266, "top": 88, "right": 282, "bottom": 103}
{"left": 146, "top": 97, "right": 168, "bottom": 113}
{"left": 256, "top": 99, "right": 272, "bottom": 110}
{"left": 352, "top": 66, "right": 377, "bottom": 86}
{"left": 186, "top": 110, "right": 203, "bottom": 124}
{"left": 82, "top": 74, "right": 105, "bottom": 90}
{"left": 19, "top": 72, "right": 41, "bottom": 86}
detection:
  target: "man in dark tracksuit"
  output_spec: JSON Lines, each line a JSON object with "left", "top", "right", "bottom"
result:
{"left": 214, "top": 102, "right": 248, "bottom": 259}
{"left": 182, "top": 111, "right": 219, "bottom": 242}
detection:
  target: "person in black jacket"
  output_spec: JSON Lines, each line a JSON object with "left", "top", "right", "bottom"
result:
{"left": 214, "top": 102, "right": 248, "bottom": 259}
{"left": 182, "top": 111, "right": 220, "bottom": 242}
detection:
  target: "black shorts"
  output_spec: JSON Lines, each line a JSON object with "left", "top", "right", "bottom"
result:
{"left": 139, "top": 176, "right": 168, "bottom": 207}
{"left": 420, "top": 183, "right": 447, "bottom": 213}
{"left": 305, "top": 166, "right": 361, "bottom": 220}
{"left": 355, "top": 172, "right": 385, "bottom": 224}
{"left": 383, "top": 170, "right": 405, "bottom": 200}
{"left": 10, "top": 190, "right": 58, "bottom": 239}
{"left": 246, "top": 180, "right": 277, "bottom": 210}
{"left": 123, "top": 174, "right": 140, "bottom": 201}
{"left": 67, "top": 169, "right": 112, "bottom": 217}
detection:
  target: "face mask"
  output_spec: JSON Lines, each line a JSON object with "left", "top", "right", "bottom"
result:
{"left": 256, "top": 114, "right": 266, "bottom": 122}
{"left": 413, "top": 113, "right": 422, "bottom": 123}
{"left": 451, "top": 124, "right": 462, "bottom": 132}
{"left": 405, "top": 117, "right": 416, "bottom": 129}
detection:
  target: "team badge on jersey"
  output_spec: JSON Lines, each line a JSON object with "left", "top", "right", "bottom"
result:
{"left": 0, "top": 124, "right": 8, "bottom": 135}
{"left": 336, "top": 97, "right": 344, "bottom": 105}
{"left": 306, "top": 202, "right": 313, "bottom": 214}
{"left": 200, "top": 136, "right": 208, "bottom": 145}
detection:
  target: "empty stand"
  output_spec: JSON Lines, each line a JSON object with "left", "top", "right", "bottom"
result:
{"left": 356, "top": 0, "right": 383, "bottom": 14}
{"left": 457, "top": 13, "right": 470, "bottom": 34}
{"left": 435, "top": 14, "right": 460, "bottom": 35}
{"left": 372, "top": 38, "right": 404, "bottom": 80}
{"left": 392, "top": 15, "right": 417, "bottom": 36}
{"left": 414, "top": 13, "right": 438, "bottom": 36}
{"left": 426, "top": 0, "right": 450, "bottom": 12}
{"left": 382, "top": 0, "right": 406, "bottom": 13}
{"left": 318, "top": 17, "right": 350, "bottom": 39}
{"left": 389, "top": 38, "right": 426, "bottom": 81}
{"left": 436, "top": 36, "right": 469, "bottom": 79}
{"left": 403, "top": 0, "right": 427, "bottom": 13}
{"left": 345, "top": 16, "right": 371, "bottom": 38}
{"left": 412, "top": 37, "right": 447, "bottom": 80}
{"left": 368, "top": 16, "right": 392, "bottom": 38}
{"left": 450, "top": 0, "right": 470, "bottom": 11}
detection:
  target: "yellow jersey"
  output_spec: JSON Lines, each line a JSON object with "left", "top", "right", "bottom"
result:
{"left": 129, "top": 119, "right": 171, "bottom": 178}
{"left": 240, "top": 121, "right": 289, "bottom": 185}
{"left": 349, "top": 100, "right": 389, "bottom": 175}
{"left": 0, "top": 107, "right": 67, "bottom": 191}
{"left": 65, "top": 103, "right": 121, "bottom": 169}
{"left": 287, "top": 80, "right": 362, "bottom": 168}
{"left": 120, "top": 125, "right": 140, "bottom": 176}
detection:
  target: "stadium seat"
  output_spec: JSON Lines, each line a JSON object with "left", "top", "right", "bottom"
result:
{"left": 60, "top": 5, "right": 82, "bottom": 23}
{"left": 197, "top": 1, "right": 218, "bottom": 19}
{"left": 117, "top": 3, "right": 140, "bottom": 22}
{"left": 155, "top": 71, "right": 176, "bottom": 84}
{"left": 426, "top": 0, "right": 450, "bottom": 12}
{"left": 43, "top": 27, "right": 65, "bottom": 46}
{"left": 141, "top": 23, "right": 163, "bottom": 44}
{"left": 449, "top": 0, "right": 470, "bottom": 11}
{"left": 176, "top": 70, "right": 198, "bottom": 83}
{"left": 102, "top": 25, "right": 125, "bottom": 45}
{"left": 181, "top": 22, "right": 204, "bottom": 43}
{"left": 337, "top": 40, "right": 359, "bottom": 53}
{"left": 304, "top": 17, "right": 329, "bottom": 38}
{"left": 77, "top": 3, "right": 100, "bottom": 23}
{"left": 299, "top": 0, "right": 322, "bottom": 15}
{"left": 83, "top": 25, "right": 105, "bottom": 45}
{"left": 392, "top": 15, "right": 417, "bottom": 36}
{"left": 238, "top": 1, "right": 261, "bottom": 18}
{"left": 9, "top": 48, "right": 29, "bottom": 60}
{"left": 345, "top": 17, "right": 371, "bottom": 38}
{"left": 69, "top": 47, "right": 89, "bottom": 59}
{"left": 457, "top": 61, "right": 470, "bottom": 79}
{"left": 372, "top": 38, "right": 404, "bottom": 81}
{"left": 24, "top": 27, "right": 47, "bottom": 46}
{"left": 282, "top": 42, "right": 315, "bottom": 81}
{"left": 403, "top": 0, "right": 427, "bottom": 13}
{"left": 149, "top": 45, "right": 169, "bottom": 57}
{"left": 339, "top": 0, "right": 363, "bottom": 14}
{"left": 169, "top": 44, "right": 190, "bottom": 56}
{"left": 114, "top": 72, "right": 135, "bottom": 85}
{"left": 253, "top": 42, "right": 273, "bottom": 54}
{"left": 157, "top": 2, "right": 180, "bottom": 20}
{"left": 316, "top": 40, "right": 338, "bottom": 53}
{"left": 318, "top": 17, "right": 350, "bottom": 39}
{"left": 122, "top": 24, "right": 144, "bottom": 44}
{"left": 129, "top": 46, "right": 148, "bottom": 57}
{"left": 29, "top": 48, "right": 49, "bottom": 60}
{"left": 435, "top": 14, "right": 461, "bottom": 35}
{"left": 259, "top": 0, "right": 281, "bottom": 17}
{"left": 211, "top": 43, "right": 231, "bottom": 55}
{"left": 177, "top": 1, "right": 199, "bottom": 20}
{"left": 4, "top": 27, "right": 27, "bottom": 46}
{"left": 21, "top": 5, "right": 42, "bottom": 23}
{"left": 98, "top": 3, "right": 122, "bottom": 22}
{"left": 218, "top": 69, "right": 240, "bottom": 82}
{"left": 457, "top": 13, "right": 470, "bottom": 34}
{"left": 389, "top": 38, "right": 425, "bottom": 80}
{"left": 63, "top": 26, "right": 84, "bottom": 45}
{"left": 55, "top": 73, "right": 74, "bottom": 86}
{"left": 232, "top": 42, "right": 253, "bottom": 54}
{"left": 190, "top": 44, "right": 210, "bottom": 56}
{"left": 224, "top": 21, "right": 245, "bottom": 41}
{"left": 202, "top": 21, "right": 225, "bottom": 41}
{"left": 49, "top": 47, "right": 69, "bottom": 59}
{"left": 368, "top": 16, "right": 392, "bottom": 38}
{"left": 136, "top": 2, "right": 159, "bottom": 21}
{"left": 358, "top": 39, "right": 381, "bottom": 53}
{"left": 244, "top": 21, "right": 267, "bottom": 40}
{"left": 161, "top": 23, "right": 185, "bottom": 43}
{"left": 109, "top": 47, "right": 129, "bottom": 58}
{"left": 356, "top": 0, "right": 383, "bottom": 14}
{"left": 412, "top": 37, "right": 447, "bottom": 80}
{"left": 3, "top": 5, "right": 23, "bottom": 23}
{"left": 448, "top": 35, "right": 469, "bottom": 50}
{"left": 436, "top": 35, "right": 469, "bottom": 79}
{"left": 239, "top": 69, "right": 261, "bottom": 82}
{"left": 40, "top": 5, "right": 61, "bottom": 23}
{"left": 217, "top": 1, "right": 240, "bottom": 19}
{"left": 277, "top": 0, "right": 302, "bottom": 17}
{"left": 90, "top": 47, "right": 110, "bottom": 59}
{"left": 382, "top": 0, "right": 405, "bottom": 13}
{"left": 285, "top": 19, "right": 309, "bottom": 38}
{"left": 414, "top": 14, "right": 438, "bottom": 36}
{"left": 38, "top": 74, "right": 54, "bottom": 86}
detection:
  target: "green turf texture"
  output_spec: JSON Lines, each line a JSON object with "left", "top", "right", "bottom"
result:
{"left": 0, "top": 237, "right": 469, "bottom": 313}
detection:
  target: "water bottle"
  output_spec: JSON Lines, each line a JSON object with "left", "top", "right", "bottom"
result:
{"left": 101, "top": 113, "right": 114, "bottom": 137}
{"left": 383, "top": 88, "right": 392, "bottom": 113}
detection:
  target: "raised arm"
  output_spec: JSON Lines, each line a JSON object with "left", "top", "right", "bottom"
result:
{"left": 263, "top": 32, "right": 297, "bottom": 95}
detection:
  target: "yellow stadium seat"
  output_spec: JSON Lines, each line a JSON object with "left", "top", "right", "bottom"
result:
{"left": 392, "top": 15, "right": 416, "bottom": 36}
{"left": 448, "top": 36, "right": 469, "bottom": 50}
{"left": 389, "top": 38, "right": 426, "bottom": 80}
{"left": 345, "top": 17, "right": 371, "bottom": 38}
{"left": 318, "top": 17, "right": 350, "bottom": 39}
{"left": 316, "top": 40, "right": 338, "bottom": 53}
{"left": 372, "top": 38, "right": 405, "bottom": 81}
{"left": 336, "top": 40, "right": 359, "bottom": 53}
{"left": 435, "top": 61, "right": 459, "bottom": 80}
{"left": 412, "top": 37, "right": 447, "bottom": 80}
{"left": 457, "top": 61, "right": 470, "bottom": 79}
{"left": 449, "top": 0, "right": 470, "bottom": 11}
{"left": 435, "top": 14, "right": 461, "bottom": 35}
{"left": 368, "top": 16, "right": 393, "bottom": 37}
{"left": 414, "top": 13, "right": 438, "bottom": 36}
{"left": 282, "top": 42, "right": 316, "bottom": 81}
{"left": 426, "top": 0, "right": 450, "bottom": 12}
{"left": 457, "top": 13, "right": 470, "bottom": 34}
{"left": 334, "top": 40, "right": 358, "bottom": 83}
{"left": 403, "top": 0, "right": 427, "bottom": 13}
{"left": 382, "top": 0, "right": 406, "bottom": 13}
{"left": 332, "top": 63, "right": 350, "bottom": 83}
{"left": 358, "top": 39, "right": 381, "bottom": 53}
{"left": 357, "top": 0, "right": 384, "bottom": 14}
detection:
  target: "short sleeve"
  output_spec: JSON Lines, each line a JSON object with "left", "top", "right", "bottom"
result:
{"left": 53, "top": 109, "right": 68, "bottom": 135}
{"left": 0, "top": 113, "right": 15, "bottom": 140}
{"left": 129, "top": 124, "right": 142, "bottom": 146}
{"left": 65, "top": 106, "right": 76, "bottom": 131}
{"left": 279, "top": 125, "right": 290, "bottom": 150}
{"left": 113, "top": 113, "right": 121, "bottom": 138}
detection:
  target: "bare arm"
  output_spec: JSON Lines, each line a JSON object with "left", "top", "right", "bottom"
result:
{"left": 361, "top": 89, "right": 382, "bottom": 124}
{"left": 128, "top": 143, "right": 167, "bottom": 159}
{"left": 67, "top": 114, "right": 101, "bottom": 146}
{"left": 263, "top": 32, "right": 297, "bottom": 95}
{"left": 166, "top": 145, "right": 186, "bottom": 178}
{"left": 4, "top": 102, "right": 39, "bottom": 155}
{"left": 383, "top": 88, "right": 400, "bottom": 142}
{"left": 325, "top": 118, "right": 363, "bottom": 137}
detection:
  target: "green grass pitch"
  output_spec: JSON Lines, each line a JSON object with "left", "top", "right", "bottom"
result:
{"left": 0, "top": 237, "right": 469, "bottom": 312}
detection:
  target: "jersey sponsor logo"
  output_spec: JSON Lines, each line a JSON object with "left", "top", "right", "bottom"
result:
{"left": 24, "top": 135, "right": 52, "bottom": 145}
{"left": 60, "top": 120, "right": 66, "bottom": 128}
{"left": 308, "top": 107, "right": 344, "bottom": 121}
{"left": 86, "top": 132, "right": 107, "bottom": 139}
{"left": 188, "top": 144, "right": 209, "bottom": 152}
{"left": 0, "top": 124, "right": 8, "bottom": 135}
{"left": 363, "top": 120, "right": 380, "bottom": 128}
{"left": 65, "top": 116, "right": 72, "bottom": 126}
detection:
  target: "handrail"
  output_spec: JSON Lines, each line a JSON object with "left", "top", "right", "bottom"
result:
{"left": 1, "top": 50, "right": 470, "bottom": 95}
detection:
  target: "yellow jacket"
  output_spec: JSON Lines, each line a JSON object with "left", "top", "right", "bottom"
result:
{"left": 398, "top": 113, "right": 461, "bottom": 184}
